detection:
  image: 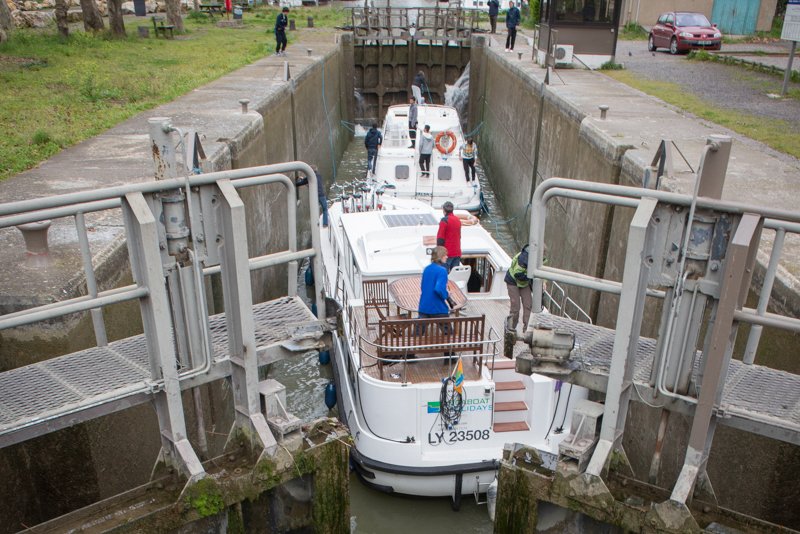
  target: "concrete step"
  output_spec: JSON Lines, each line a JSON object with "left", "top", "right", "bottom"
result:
{"left": 493, "top": 421, "right": 530, "bottom": 433}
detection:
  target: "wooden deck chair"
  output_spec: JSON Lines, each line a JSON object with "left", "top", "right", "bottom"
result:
{"left": 363, "top": 279, "right": 391, "bottom": 327}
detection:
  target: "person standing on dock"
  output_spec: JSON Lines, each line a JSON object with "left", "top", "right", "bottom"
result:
{"left": 408, "top": 97, "right": 418, "bottom": 149}
{"left": 504, "top": 1, "right": 520, "bottom": 52}
{"left": 437, "top": 201, "right": 462, "bottom": 272}
{"left": 459, "top": 137, "right": 478, "bottom": 182}
{"left": 275, "top": 7, "right": 289, "bottom": 57}
{"left": 505, "top": 244, "right": 532, "bottom": 333}
{"left": 488, "top": 0, "right": 499, "bottom": 34}
{"left": 364, "top": 123, "right": 383, "bottom": 175}
{"left": 419, "top": 125, "right": 434, "bottom": 176}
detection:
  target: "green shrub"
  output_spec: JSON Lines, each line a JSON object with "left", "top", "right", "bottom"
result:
{"left": 620, "top": 22, "right": 648, "bottom": 39}
{"left": 599, "top": 60, "right": 624, "bottom": 70}
{"left": 31, "top": 130, "right": 54, "bottom": 145}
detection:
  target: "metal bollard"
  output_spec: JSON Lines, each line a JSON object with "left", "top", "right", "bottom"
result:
{"left": 307, "top": 16, "right": 313, "bottom": 28}
{"left": 17, "top": 220, "right": 52, "bottom": 265}
{"left": 517, "top": 52, "right": 523, "bottom": 60}
{"left": 239, "top": 98, "right": 250, "bottom": 114}
{"left": 289, "top": 19, "right": 296, "bottom": 31}
{"left": 307, "top": 48, "right": 312, "bottom": 56}
{"left": 598, "top": 105, "right": 609, "bottom": 119}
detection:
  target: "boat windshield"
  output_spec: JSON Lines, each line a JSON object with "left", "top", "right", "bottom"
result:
{"left": 382, "top": 120, "right": 409, "bottom": 149}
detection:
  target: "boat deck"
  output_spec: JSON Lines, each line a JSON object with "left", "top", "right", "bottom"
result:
{"left": 352, "top": 297, "right": 524, "bottom": 384}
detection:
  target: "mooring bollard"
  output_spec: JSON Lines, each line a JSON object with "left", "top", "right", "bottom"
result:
{"left": 599, "top": 105, "right": 609, "bottom": 120}
{"left": 307, "top": 16, "right": 313, "bottom": 28}
{"left": 517, "top": 52, "right": 523, "bottom": 60}
{"left": 289, "top": 19, "right": 296, "bottom": 31}
{"left": 239, "top": 98, "right": 250, "bottom": 114}
{"left": 307, "top": 48, "right": 312, "bottom": 56}
{"left": 17, "top": 220, "right": 52, "bottom": 265}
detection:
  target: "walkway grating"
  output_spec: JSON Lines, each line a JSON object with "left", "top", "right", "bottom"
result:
{"left": 0, "top": 296, "right": 316, "bottom": 447}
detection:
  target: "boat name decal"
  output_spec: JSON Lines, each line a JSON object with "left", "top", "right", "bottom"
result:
{"left": 427, "top": 429, "right": 491, "bottom": 445}
{"left": 427, "top": 398, "right": 492, "bottom": 413}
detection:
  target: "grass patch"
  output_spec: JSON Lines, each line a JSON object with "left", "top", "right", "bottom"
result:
{"left": 603, "top": 69, "right": 800, "bottom": 159}
{"left": 0, "top": 6, "right": 348, "bottom": 181}
{"left": 619, "top": 22, "right": 648, "bottom": 40}
{"left": 687, "top": 49, "right": 800, "bottom": 84}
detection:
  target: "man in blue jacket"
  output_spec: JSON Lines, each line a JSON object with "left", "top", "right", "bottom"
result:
{"left": 487, "top": 0, "right": 499, "bottom": 34}
{"left": 505, "top": 1, "right": 521, "bottom": 52}
{"left": 364, "top": 123, "right": 383, "bottom": 175}
{"left": 419, "top": 246, "right": 450, "bottom": 317}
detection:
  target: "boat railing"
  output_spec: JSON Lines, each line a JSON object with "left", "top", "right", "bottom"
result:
{"left": 357, "top": 323, "right": 501, "bottom": 382}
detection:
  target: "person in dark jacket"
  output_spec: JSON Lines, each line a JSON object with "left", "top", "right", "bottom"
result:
{"left": 505, "top": 1, "right": 521, "bottom": 52}
{"left": 364, "top": 123, "right": 383, "bottom": 175}
{"left": 275, "top": 7, "right": 289, "bottom": 57}
{"left": 408, "top": 96, "right": 418, "bottom": 149}
{"left": 505, "top": 244, "right": 532, "bottom": 332}
{"left": 487, "top": 0, "right": 500, "bottom": 33}
{"left": 412, "top": 70, "right": 427, "bottom": 105}
{"left": 295, "top": 165, "right": 329, "bottom": 227}
{"left": 437, "top": 201, "right": 462, "bottom": 271}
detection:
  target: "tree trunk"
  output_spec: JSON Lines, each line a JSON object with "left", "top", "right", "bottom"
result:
{"left": 107, "top": 0, "right": 125, "bottom": 36}
{"left": 165, "top": 0, "right": 183, "bottom": 33}
{"left": 55, "top": 0, "right": 69, "bottom": 38}
{"left": 80, "top": 0, "right": 105, "bottom": 32}
{"left": 0, "top": 0, "right": 14, "bottom": 34}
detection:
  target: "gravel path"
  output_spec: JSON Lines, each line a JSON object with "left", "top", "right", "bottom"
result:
{"left": 615, "top": 40, "right": 800, "bottom": 135}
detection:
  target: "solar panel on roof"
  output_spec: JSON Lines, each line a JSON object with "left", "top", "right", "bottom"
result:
{"left": 383, "top": 213, "right": 439, "bottom": 228}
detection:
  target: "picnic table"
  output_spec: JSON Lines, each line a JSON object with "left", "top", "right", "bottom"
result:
{"left": 388, "top": 275, "right": 467, "bottom": 315}
{"left": 199, "top": 3, "right": 225, "bottom": 17}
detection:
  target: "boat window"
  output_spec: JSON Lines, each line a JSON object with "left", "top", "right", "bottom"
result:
{"left": 437, "top": 166, "right": 452, "bottom": 181}
{"left": 462, "top": 255, "right": 495, "bottom": 293}
{"left": 396, "top": 165, "right": 409, "bottom": 180}
{"left": 383, "top": 121, "right": 408, "bottom": 149}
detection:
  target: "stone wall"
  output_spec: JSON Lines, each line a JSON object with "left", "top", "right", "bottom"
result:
{"left": 471, "top": 36, "right": 800, "bottom": 528}
{"left": 0, "top": 39, "right": 350, "bottom": 532}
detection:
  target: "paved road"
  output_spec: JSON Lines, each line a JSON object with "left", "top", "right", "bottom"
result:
{"left": 615, "top": 39, "right": 800, "bottom": 135}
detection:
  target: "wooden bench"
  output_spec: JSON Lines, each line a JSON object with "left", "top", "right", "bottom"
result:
{"left": 151, "top": 16, "right": 175, "bottom": 38}
{"left": 376, "top": 315, "right": 485, "bottom": 379}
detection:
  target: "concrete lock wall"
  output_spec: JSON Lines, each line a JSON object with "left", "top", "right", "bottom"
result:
{"left": 470, "top": 37, "right": 800, "bottom": 527}
{"left": 0, "top": 42, "right": 350, "bottom": 531}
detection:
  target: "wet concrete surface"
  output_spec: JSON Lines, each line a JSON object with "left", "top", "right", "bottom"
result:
{"left": 615, "top": 39, "right": 800, "bottom": 135}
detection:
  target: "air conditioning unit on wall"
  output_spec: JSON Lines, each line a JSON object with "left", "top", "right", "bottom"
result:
{"left": 554, "top": 44, "right": 574, "bottom": 66}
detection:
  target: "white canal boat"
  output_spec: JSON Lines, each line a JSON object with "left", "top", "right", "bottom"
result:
{"left": 368, "top": 104, "right": 482, "bottom": 213}
{"left": 319, "top": 194, "right": 588, "bottom": 507}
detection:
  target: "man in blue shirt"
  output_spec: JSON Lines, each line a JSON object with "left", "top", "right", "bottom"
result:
{"left": 505, "top": 1, "right": 521, "bottom": 52}
{"left": 487, "top": 0, "right": 500, "bottom": 34}
{"left": 419, "top": 246, "right": 450, "bottom": 317}
{"left": 275, "top": 7, "right": 289, "bottom": 57}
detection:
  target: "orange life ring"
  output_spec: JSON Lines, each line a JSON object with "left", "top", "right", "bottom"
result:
{"left": 456, "top": 212, "right": 479, "bottom": 226}
{"left": 435, "top": 131, "right": 457, "bottom": 154}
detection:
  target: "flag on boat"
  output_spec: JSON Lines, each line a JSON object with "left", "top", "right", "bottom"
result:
{"left": 454, "top": 357, "right": 464, "bottom": 395}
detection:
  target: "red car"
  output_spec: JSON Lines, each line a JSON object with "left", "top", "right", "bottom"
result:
{"left": 648, "top": 12, "right": 722, "bottom": 55}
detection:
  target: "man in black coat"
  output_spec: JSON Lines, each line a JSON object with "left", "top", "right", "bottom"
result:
{"left": 364, "top": 123, "right": 383, "bottom": 175}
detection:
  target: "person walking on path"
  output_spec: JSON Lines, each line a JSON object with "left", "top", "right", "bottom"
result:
{"left": 419, "top": 125, "right": 434, "bottom": 176}
{"left": 505, "top": 244, "right": 532, "bottom": 333}
{"left": 408, "top": 97, "right": 418, "bottom": 149}
{"left": 488, "top": 0, "right": 499, "bottom": 34}
{"left": 437, "top": 201, "right": 462, "bottom": 272}
{"left": 295, "top": 165, "right": 329, "bottom": 228}
{"left": 364, "top": 123, "right": 383, "bottom": 175}
{"left": 412, "top": 71, "right": 428, "bottom": 105}
{"left": 459, "top": 137, "right": 478, "bottom": 182}
{"left": 505, "top": 1, "right": 520, "bottom": 52}
{"left": 275, "top": 7, "right": 289, "bottom": 56}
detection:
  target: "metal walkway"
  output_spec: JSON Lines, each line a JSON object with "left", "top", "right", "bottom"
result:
{"left": 530, "top": 312, "right": 800, "bottom": 446}
{"left": 0, "top": 296, "right": 316, "bottom": 448}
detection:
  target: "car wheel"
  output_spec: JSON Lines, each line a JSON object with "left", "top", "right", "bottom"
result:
{"left": 669, "top": 37, "right": 679, "bottom": 55}
{"left": 648, "top": 34, "right": 656, "bottom": 52}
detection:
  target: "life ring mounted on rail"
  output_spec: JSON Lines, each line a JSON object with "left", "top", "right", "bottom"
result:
{"left": 455, "top": 212, "right": 479, "bottom": 226}
{"left": 435, "top": 131, "right": 457, "bottom": 154}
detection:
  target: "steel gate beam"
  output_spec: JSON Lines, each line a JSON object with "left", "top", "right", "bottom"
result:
{"left": 585, "top": 197, "right": 658, "bottom": 477}
{"left": 122, "top": 192, "right": 204, "bottom": 483}
{"left": 215, "top": 179, "right": 278, "bottom": 458}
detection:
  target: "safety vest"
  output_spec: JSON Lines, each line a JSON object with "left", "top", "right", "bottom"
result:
{"left": 508, "top": 252, "right": 529, "bottom": 288}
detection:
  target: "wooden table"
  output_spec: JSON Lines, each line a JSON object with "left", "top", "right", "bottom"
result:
{"left": 199, "top": 3, "right": 225, "bottom": 17}
{"left": 388, "top": 275, "right": 467, "bottom": 315}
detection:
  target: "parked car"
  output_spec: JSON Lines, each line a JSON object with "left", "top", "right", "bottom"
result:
{"left": 648, "top": 12, "right": 722, "bottom": 55}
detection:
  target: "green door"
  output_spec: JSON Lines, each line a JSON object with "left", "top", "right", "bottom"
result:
{"left": 711, "top": 0, "right": 759, "bottom": 35}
